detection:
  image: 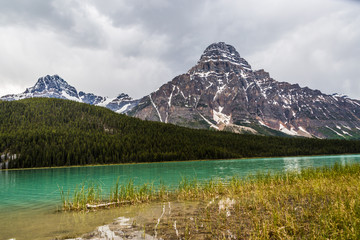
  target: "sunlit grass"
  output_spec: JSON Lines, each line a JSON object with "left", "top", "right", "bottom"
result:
{"left": 60, "top": 163, "right": 360, "bottom": 239}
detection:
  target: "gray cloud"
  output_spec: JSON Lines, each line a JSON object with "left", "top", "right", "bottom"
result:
{"left": 0, "top": 0, "right": 360, "bottom": 99}
{"left": 0, "top": 0, "right": 72, "bottom": 31}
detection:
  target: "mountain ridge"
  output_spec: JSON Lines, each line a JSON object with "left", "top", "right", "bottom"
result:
{"left": 2, "top": 42, "right": 360, "bottom": 139}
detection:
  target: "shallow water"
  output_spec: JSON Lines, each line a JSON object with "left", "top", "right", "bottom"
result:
{"left": 1, "top": 154, "right": 360, "bottom": 239}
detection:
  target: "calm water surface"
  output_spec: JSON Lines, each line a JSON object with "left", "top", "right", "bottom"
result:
{"left": 1, "top": 154, "right": 360, "bottom": 240}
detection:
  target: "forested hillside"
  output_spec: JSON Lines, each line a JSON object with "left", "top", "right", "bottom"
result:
{"left": 0, "top": 98, "right": 359, "bottom": 169}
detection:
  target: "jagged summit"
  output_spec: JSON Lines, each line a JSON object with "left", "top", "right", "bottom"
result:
{"left": 27, "top": 75, "right": 72, "bottom": 92}
{"left": 106, "top": 93, "right": 140, "bottom": 113}
{"left": 23, "top": 75, "right": 79, "bottom": 101}
{"left": 196, "top": 42, "right": 252, "bottom": 71}
{"left": 116, "top": 93, "right": 133, "bottom": 100}
{"left": 0, "top": 75, "right": 80, "bottom": 101}
{"left": 27, "top": 75, "right": 73, "bottom": 92}
{"left": 201, "top": 42, "right": 241, "bottom": 61}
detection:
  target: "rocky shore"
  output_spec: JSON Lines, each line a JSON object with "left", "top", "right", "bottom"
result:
{"left": 66, "top": 217, "right": 157, "bottom": 240}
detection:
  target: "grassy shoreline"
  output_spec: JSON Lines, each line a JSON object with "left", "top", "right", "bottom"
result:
{"left": 4, "top": 153, "right": 360, "bottom": 172}
{"left": 60, "top": 163, "right": 360, "bottom": 239}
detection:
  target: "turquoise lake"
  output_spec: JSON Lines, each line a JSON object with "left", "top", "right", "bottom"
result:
{"left": 1, "top": 154, "right": 360, "bottom": 240}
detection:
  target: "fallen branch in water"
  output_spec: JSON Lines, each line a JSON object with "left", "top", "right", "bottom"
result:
{"left": 86, "top": 202, "right": 116, "bottom": 208}
{"left": 86, "top": 201, "right": 131, "bottom": 209}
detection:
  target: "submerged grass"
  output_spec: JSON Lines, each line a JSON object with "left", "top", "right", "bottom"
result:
{"left": 60, "top": 163, "right": 360, "bottom": 239}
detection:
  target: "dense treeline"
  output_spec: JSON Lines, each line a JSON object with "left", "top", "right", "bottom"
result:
{"left": 0, "top": 98, "right": 359, "bottom": 169}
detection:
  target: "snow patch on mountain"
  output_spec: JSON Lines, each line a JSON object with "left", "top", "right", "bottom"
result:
{"left": 326, "top": 126, "right": 345, "bottom": 138}
{"left": 279, "top": 123, "right": 298, "bottom": 136}
{"left": 213, "top": 109, "right": 231, "bottom": 125}
{"left": 199, "top": 112, "right": 219, "bottom": 130}
{"left": 149, "top": 94, "right": 163, "bottom": 122}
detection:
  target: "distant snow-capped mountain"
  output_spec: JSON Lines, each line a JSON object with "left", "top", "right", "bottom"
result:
{"left": 0, "top": 75, "right": 139, "bottom": 113}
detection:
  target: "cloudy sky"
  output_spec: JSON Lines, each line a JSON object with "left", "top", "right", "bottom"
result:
{"left": 0, "top": 0, "right": 360, "bottom": 99}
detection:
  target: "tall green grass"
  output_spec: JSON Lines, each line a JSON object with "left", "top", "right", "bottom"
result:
{"left": 60, "top": 163, "right": 360, "bottom": 211}
{"left": 157, "top": 163, "right": 360, "bottom": 239}
{"left": 60, "top": 163, "right": 360, "bottom": 239}
{"left": 59, "top": 181, "right": 103, "bottom": 211}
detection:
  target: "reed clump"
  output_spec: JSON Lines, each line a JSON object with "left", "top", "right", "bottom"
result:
{"left": 60, "top": 163, "right": 360, "bottom": 239}
{"left": 59, "top": 182, "right": 104, "bottom": 211}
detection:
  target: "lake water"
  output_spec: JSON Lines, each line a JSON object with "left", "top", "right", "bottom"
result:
{"left": 1, "top": 154, "right": 360, "bottom": 240}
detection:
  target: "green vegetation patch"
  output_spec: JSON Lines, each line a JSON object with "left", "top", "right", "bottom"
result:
{"left": 1, "top": 98, "right": 360, "bottom": 169}
{"left": 233, "top": 120, "right": 291, "bottom": 137}
{"left": 62, "top": 163, "right": 360, "bottom": 239}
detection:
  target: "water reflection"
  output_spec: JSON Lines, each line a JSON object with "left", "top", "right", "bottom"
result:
{"left": 340, "top": 156, "right": 354, "bottom": 166}
{"left": 283, "top": 157, "right": 300, "bottom": 172}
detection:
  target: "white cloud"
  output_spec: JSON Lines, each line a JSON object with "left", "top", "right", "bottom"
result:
{"left": 248, "top": 4, "right": 360, "bottom": 97}
{"left": 0, "top": 2, "right": 172, "bottom": 98}
{"left": 1, "top": 0, "right": 360, "bottom": 99}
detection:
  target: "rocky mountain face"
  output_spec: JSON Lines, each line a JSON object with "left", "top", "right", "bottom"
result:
{"left": 2, "top": 43, "right": 360, "bottom": 139}
{"left": 0, "top": 75, "right": 138, "bottom": 114}
{"left": 129, "top": 42, "right": 360, "bottom": 139}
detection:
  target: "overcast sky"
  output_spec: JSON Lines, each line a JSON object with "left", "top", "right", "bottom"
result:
{"left": 1, "top": 0, "right": 360, "bottom": 99}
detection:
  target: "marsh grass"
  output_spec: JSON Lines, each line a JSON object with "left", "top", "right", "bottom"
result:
{"left": 59, "top": 181, "right": 104, "bottom": 211}
{"left": 60, "top": 163, "right": 360, "bottom": 239}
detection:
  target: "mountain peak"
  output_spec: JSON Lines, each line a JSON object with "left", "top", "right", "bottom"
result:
{"left": 203, "top": 42, "right": 240, "bottom": 57}
{"left": 25, "top": 75, "right": 72, "bottom": 93}
{"left": 197, "top": 42, "right": 251, "bottom": 70}
{"left": 36, "top": 75, "right": 65, "bottom": 85}
{"left": 23, "top": 75, "right": 79, "bottom": 101}
{"left": 116, "top": 93, "right": 132, "bottom": 100}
